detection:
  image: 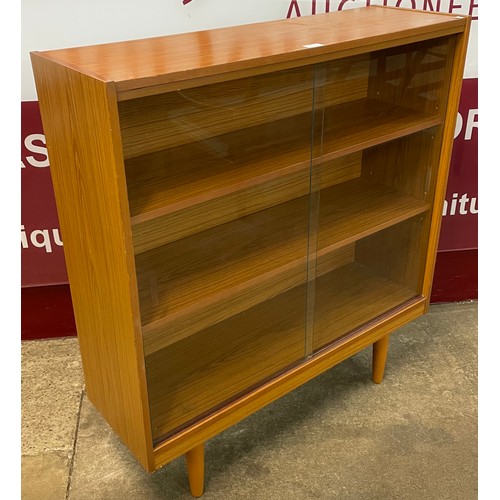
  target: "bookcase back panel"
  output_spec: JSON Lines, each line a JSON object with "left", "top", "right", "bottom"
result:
{"left": 360, "top": 126, "right": 442, "bottom": 201}
{"left": 127, "top": 113, "right": 312, "bottom": 254}
{"left": 366, "top": 36, "right": 457, "bottom": 115}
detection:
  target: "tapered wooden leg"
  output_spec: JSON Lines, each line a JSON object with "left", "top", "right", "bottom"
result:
{"left": 186, "top": 443, "right": 205, "bottom": 497}
{"left": 372, "top": 335, "right": 390, "bottom": 384}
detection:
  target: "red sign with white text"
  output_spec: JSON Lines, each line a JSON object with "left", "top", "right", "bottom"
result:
{"left": 21, "top": 101, "right": 68, "bottom": 287}
{"left": 438, "top": 78, "right": 478, "bottom": 251}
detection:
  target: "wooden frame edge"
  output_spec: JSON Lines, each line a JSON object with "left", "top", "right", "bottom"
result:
{"left": 116, "top": 26, "right": 465, "bottom": 101}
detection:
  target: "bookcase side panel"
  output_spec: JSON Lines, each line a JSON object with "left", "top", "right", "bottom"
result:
{"left": 30, "top": 55, "right": 154, "bottom": 470}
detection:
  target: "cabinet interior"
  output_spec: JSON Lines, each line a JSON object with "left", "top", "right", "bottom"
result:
{"left": 117, "top": 36, "right": 455, "bottom": 443}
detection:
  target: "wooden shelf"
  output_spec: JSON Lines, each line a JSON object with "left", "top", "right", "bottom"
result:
{"left": 126, "top": 100, "right": 438, "bottom": 222}
{"left": 320, "top": 98, "right": 442, "bottom": 161}
{"left": 128, "top": 99, "right": 440, "bottom": 254}
{"left": 145, "top": 260, "right": 418, "bottom": 441}
{"left": 126, "top": 113, "right": 312, "bottom": 222}
{"left": 317, "top": 178, "right": 430, "bottom": 255}
{"left": 119, "top": 54, "right": 370, "bottom": 159}
{"left": 139, "top": 178, "right": 430, "bottom": 355}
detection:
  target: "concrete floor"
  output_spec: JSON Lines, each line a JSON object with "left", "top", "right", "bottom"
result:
{"left": 21, "top": 301, "right": 477, "bottom": 499}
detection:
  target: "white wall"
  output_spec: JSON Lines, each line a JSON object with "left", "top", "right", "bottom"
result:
{"left": 21, "top": 0, "right": 287, "bottom": 101}
{"left": 21, "top": 0, "right": 478, "bottom": 101}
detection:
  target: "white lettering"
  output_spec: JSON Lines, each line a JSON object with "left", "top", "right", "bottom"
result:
{"left": 454, "top": 111, "right": 463, "bottom": 139}
{"left": 449, "top": 192, "right": 458, "bottom": 216}
{"left": 52, "top": 229, "right": 64, "bottom": 246}
{"left": 469, "top": 197, "right": 478, "bottom": 214}
{"left": 21, "top": 225, "right": 29, "bottom": 248}
{"left": 464, "top": 109, "right": 478, "bottom": 140}
{"left": 24, "top": 134, "right": 49, "bottom": 168}
{"left": 458, "top": 193, "right": 469, "bottom": 215}
{"left": 442, "top": 192, "right": 478, "bottom": 216}
{"left": 454, "top": 109, "right": 478, "bottom": 141}
{"left": 30, "top": 229, "right": 53, "bottom": 253}
{"left": 21, "top": 225, "right": 64, "bottom": 252}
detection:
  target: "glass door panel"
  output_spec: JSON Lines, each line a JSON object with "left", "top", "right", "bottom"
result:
{"left": 310, "top": 36, "right": 457, "bottom": 352}
{"left": 313, "top": 215, "right": 427, "bottom": 352}
{"left": 119, "top": 67, "right": 316, "bottom": 443}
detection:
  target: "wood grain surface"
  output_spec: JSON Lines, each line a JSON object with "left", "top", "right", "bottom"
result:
{"left": 30, "top": 55, "right": 155, "bottom": 470}
{"left": 32, "top": 7, "right": 466, "bottom": 98}
{"left": 118, "top": 56, "right": 368, "bottom": 159}
{"left": 146, "top": 258, "right": 419, "bottom": 441}
{"left": 30, "top": 7, "right": 470, "bottom": 476}
{"left": 128, "top": 97, "right": 440, "bottom": 255}
{"left": 140, "top": 177, "right": 430, "bottom": 355}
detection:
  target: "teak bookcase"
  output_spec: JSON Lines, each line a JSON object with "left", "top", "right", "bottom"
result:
{"left": 31, "top": 6, "right": 470, "bottom": 496}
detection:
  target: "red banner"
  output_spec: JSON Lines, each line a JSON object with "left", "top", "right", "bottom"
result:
{"left": 21, "top": 101, "right": 68, "bottom": 287}
{"left": 438, "top": 78, "right": 478, "bottom": 251}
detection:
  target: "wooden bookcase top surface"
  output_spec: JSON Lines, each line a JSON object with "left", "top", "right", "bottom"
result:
{"left": 31, "top": 6, "right": 466, "bottom": 98}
